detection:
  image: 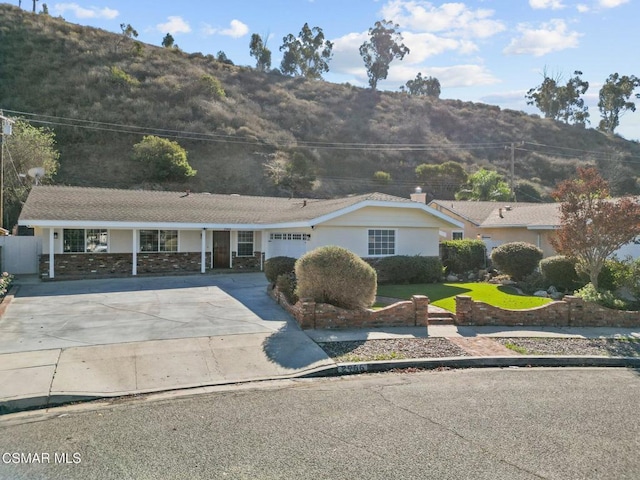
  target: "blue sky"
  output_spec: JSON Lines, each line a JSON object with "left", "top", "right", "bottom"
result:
{"left": 36, "top": 0, "right": 640, "bottom": 140}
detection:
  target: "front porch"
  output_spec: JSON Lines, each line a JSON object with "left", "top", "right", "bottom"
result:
{"left": 39, "top": 251, "right": 264, "bottom": 280}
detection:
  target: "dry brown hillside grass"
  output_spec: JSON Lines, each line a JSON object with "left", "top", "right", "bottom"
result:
{"left": 1, "top": 4, "right": 639, "bottom": 201}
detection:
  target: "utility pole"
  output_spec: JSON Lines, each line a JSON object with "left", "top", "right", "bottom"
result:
{"left": 510, "top": 142, "right": 515, "bottom": 201}
{"left": 0, "top": 111, "right": 15, "bottom": 230}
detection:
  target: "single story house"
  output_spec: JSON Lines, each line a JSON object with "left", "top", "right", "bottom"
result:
{"left": 18, "top": 186, "right": 463, "bottom": 280}
{"left": 428, "top": 200, "right": 560, "bottom": 257}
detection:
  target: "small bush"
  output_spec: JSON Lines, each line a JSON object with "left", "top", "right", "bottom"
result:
{"left": 440, "top": 240, "right": 486, "bottom": 274}
{"left": 539, "top": 256, "right": 579, "bottom": 291}
{"left": 518, "top": 271, "right": 547, "bottom": 295}
{"left": 372, "top": 255, "right": 442, "bottom": 284}
{"left": 264, "top": 256, "right": 297, "bottom": 284}
{"left": 0, "top": 272, "right": 13, "bottom": 297}
{"left": 295, "top": 246, "right": 376, "bottom": 309}
{"left": 575, "top": 283, "right": 628, "bottom": 310}
{"left": 490, "top": 242, "right": 543, "bottom": 281}
{"left": 276, "top": 272, "right": 298, "bottom": 304}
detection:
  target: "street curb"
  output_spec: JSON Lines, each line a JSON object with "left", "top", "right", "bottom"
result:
{"left": 299, "top": 355, "right": 640, "bottom": 378}
{"left": 1, "top": 356, "right": 639, "bottom": 415}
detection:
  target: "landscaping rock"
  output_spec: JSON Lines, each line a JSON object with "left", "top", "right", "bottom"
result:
{"left": 534, "top": 290, "right": 549, "bottom": 297}
{"left": 547, "top": 286, "right": 558, "bottom": 294}
{"left": 446, "top": 274, "right": 459, "bottom": 282}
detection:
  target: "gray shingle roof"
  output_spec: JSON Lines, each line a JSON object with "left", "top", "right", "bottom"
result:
{"left": 430, "top": 200, "right": 560, "bottom": 229}
{"left": 19, "top": 186, "right": 415, "bottom": 226}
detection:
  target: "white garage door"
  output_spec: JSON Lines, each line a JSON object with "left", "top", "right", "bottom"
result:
{"left": 269, "top": 233, "right": 310, "bottom": 258}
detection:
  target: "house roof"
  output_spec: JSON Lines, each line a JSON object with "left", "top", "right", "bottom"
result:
{"left": 429, "top": 200, "right": 560, "bottom": 230}
{"left": 19, "top": 186, "right": 462, "bottom": 229}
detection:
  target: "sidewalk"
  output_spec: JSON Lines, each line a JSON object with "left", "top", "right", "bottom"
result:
{"left": 2, "top": 323, "right": 639, "bottom": 415}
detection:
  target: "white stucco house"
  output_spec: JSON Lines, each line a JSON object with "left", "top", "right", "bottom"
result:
{"left": 18, "top": 186, "right": 463, "bottom": 279}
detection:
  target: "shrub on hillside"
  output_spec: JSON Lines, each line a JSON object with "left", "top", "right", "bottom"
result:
{"left": 264, "top": 256, "right": 297, "bottom": 284}
{"left": 539, "top": 255, "right": 579, "bottom": 291}
{"left": 373, "top": 255, "right": 442, "bottom": 284}
{"left": 490, "top": 242, "right": 543, "bottom": 281}
{"left": 440, "top": 240, "right": 486, "bottom": 274}
{"left": 295, "top": 246, "right": 376, "bottom": 309}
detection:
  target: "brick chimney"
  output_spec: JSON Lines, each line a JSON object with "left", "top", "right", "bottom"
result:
{"left": 410, "top": 186, "right": 427, "bottom": 204}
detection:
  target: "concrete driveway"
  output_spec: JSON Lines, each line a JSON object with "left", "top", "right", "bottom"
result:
{"left": 0, "top": 273, "right": 292, "bottom": 354}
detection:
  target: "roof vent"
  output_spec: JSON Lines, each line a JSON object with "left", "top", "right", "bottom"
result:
{"left": 414, "top": 186, "right": 422, "bottom": 194}
{"left": 505, "top": 205, "right": 512, "bottom": 211}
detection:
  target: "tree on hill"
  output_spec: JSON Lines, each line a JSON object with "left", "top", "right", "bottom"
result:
{"left": 455, "top": 168, "right": 511, "bottom": 201}
{"left": 359, "top": 20, "right": 410, "bottom": 91}
{"left": 525, "top": 69, "right": 589, "bottom": 125}
{"left": 132, "top": 136, "right": 196, "bottom": 182}
{"left": 597, "top": 73, "right": 640, "bottom": 134}
{"left": 415, "top": 161, "right": 466, "bottom": 199}
{"left": 400, "top": 73, "right": 441, "bottom": 98}
{"left": 162, "top": 33, "right": 175, "bottom": 48}
{"left": 279, "top": 24, "right": 333, "bottom": 79}
{"left": 264, "top": 150, "right": 315, "bottom": 197}
{"left": 3, "top": 119, "right": 60, "bottom": 227}
{"left": 550, "top": 167, "right": 640, "bottom": 289}
{"left": 114, "top": 23, "right": 138, "bottom": 53}
{"left": 249, "top": 33, "right": 271, "bottom": 72}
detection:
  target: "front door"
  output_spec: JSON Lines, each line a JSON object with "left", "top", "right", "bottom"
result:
{"left": 213, "top": 231, "right": 230, "bottom": 268}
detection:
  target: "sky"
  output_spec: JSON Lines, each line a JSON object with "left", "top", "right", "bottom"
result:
{"left": 28, "top": 0, "right": 640, "bottom": 140}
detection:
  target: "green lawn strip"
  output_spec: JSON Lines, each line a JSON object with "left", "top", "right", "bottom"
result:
{"left": 377, "top": 282, "right": 552, "bottom": 313}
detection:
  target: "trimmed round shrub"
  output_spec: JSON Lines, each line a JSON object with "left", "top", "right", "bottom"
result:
{"left": 372, "top": 255, "right": 443, "bottom": 284}
{"left": 264, "top": 256, "right": 296, "bottom": 284}
{"left": 295, "top": 246, "right": 377, "bottom": 310}
{"left": 539, "top": 255, "right": 579, "bottom": 291}
{"left": 440, "top": 239, "right": 486, "bottom": 274}
{"left": 490, "top": 242, "right": 543, "bottom": 281}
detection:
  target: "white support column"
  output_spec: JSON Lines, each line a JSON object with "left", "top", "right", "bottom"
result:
{"left": 201, "top": 228, "right": 206, "bottom": 274}
{"left": 132, "top": 229, "right": 138, "bottom": 276}
{"left": 48, "top": 228, "right": 55, "bottom": 279}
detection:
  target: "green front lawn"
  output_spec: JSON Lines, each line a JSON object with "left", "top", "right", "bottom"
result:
{"left": 377, "top": 282, "right": 553, "bottom": 312}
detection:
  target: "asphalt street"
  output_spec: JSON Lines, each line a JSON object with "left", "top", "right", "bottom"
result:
{"left": 1, "top": 367, "right": 639, "bottom": 479}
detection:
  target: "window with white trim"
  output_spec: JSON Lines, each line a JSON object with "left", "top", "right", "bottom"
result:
{"left": 269, "top": 233, "right": 311, "bottom": 241}
{"left": 452, "top": 231, "right": 464, "bottom": 240}
{"left": 140, "top": 230, "right": 178, "bottom": 252}
{"left": 237, "top": 231, "right": 254, "bottom": 257}
{"left": 63, "top": 229, "right": 108, "bottom": 253}
{"left": 368, "top": 229, "right": 395, "bottom": 256}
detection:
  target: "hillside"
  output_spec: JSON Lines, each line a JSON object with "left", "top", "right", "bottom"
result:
{"left": 2, "top": 3, "right": 640, "bottom": 204}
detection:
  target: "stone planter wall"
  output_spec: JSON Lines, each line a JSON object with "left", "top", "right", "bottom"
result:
{"left": 455, "top": 295, "right": 640, "bottom": 327}
{"left": 270, "top": 286, "right": 429, "bottom": 329}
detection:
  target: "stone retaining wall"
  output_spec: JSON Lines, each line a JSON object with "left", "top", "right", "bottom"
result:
{"left": 455, "top": 295, "right": 640, "bottom": 327}
{"left": 270, "top": 286, "right": 429, "bottom": 329}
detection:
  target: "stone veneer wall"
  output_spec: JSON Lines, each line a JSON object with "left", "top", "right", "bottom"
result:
{"left": 456, "top": 295, "right": 640, "bottom": 327}
{"left": 231, "top": 252, "right": 264, "bottom": 271}
{"left": 40, "top": 252, "right": 213, "bottom": 280}
{"left": 269, "top": 286, "right": 429, "bottom": 329}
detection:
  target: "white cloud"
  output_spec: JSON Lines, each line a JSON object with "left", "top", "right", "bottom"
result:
{"left": 576, "top": 4, "right": 590, "bottom": 12}
{"left": 53, "top": 3, "right": 118, "bottom": 19}
{"left": 380, "top": 0, "right": 506, "bottom": 38}
{"left": 401, "top": 31, "right": 477, "bottom": 63}
{"left": 220, "top": 20, "right": 249, "bottom": 38}
{"left": 529, "top": 0, "right": 566, "bottom": 9}
{"left": 503, "top": 19, "right": 581, "bottom": 57}
{"left": 202, "top": 19, "right": 249, "bottom": 38}
{"left": 156, "top": 16, "right": 191, "bottom": 35}
{"left": 599, "top": 0, "right": 629, "bottom": 7}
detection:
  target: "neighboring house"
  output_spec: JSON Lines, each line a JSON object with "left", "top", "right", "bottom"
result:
{"left": 18, "top": 186, "right": 463, "bottom": 279}
{"left": 428, "top": 200, "right": 560, "bottom": 257}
